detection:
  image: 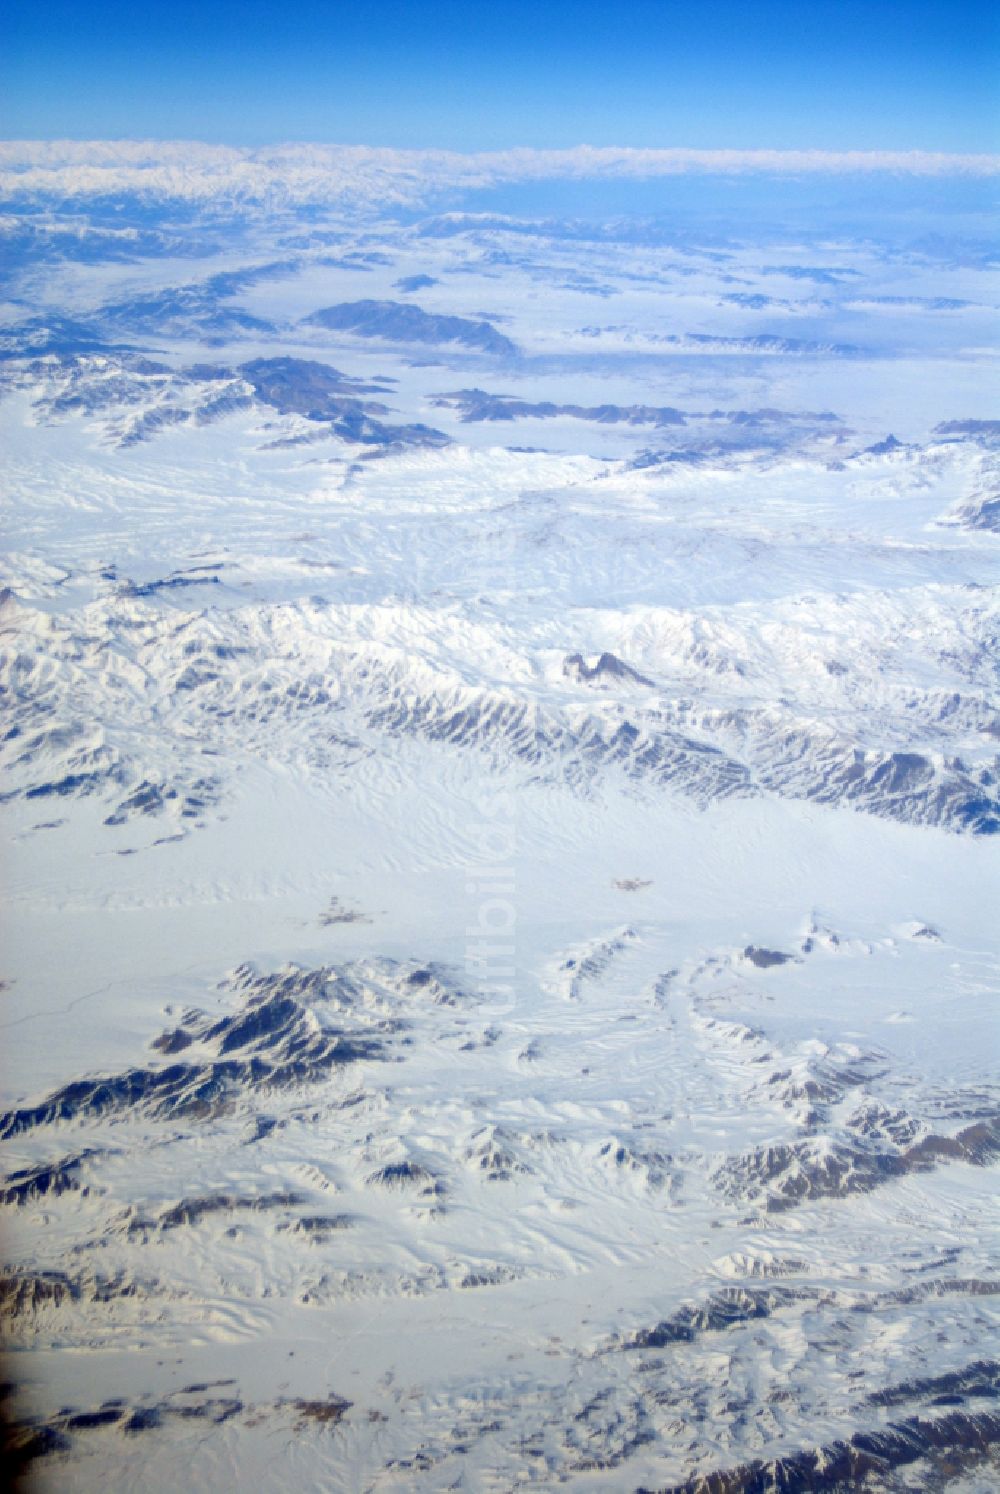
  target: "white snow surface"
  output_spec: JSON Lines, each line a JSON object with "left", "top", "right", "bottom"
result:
{"left": 1, "top": 186, "right": 999, "bottom": 1491}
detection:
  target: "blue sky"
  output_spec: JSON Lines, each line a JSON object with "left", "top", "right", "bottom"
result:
{"left": 2, "top": 0, "right": 997, "bottom": 151}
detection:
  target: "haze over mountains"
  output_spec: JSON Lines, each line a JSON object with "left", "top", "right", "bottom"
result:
{"left": 1, "top": 143, "right": 998, "bottom": 1490}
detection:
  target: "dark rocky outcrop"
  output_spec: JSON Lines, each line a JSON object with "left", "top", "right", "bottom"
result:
{"left": 303, "top": 301, "right": 517, "bottom": 356}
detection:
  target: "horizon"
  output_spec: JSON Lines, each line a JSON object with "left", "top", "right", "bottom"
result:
{"left": 2, "top": 139, "right": 996, "bottom": 242}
